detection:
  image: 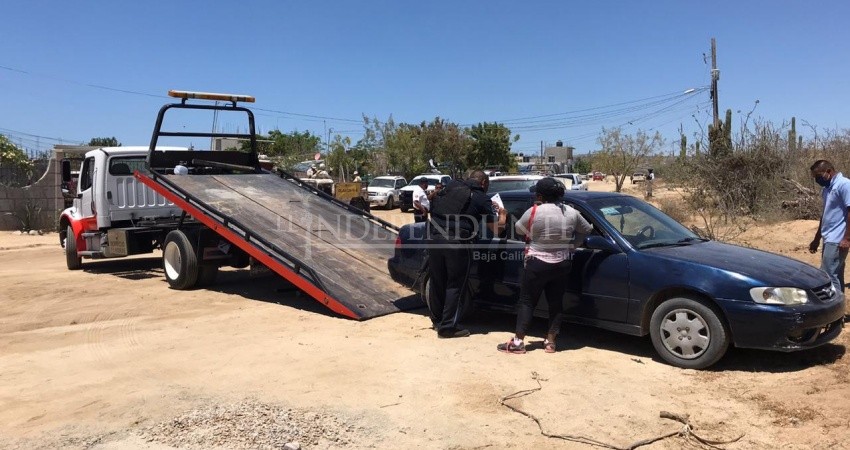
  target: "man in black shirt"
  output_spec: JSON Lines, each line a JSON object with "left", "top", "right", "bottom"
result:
{"left": 427, "top": 170, "right": 506, "bottom": 338}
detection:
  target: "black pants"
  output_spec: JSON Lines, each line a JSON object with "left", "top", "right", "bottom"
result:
{"left": 427, "top": 240, "right": 469, "bottom": 332}
{"left": 515, "top": 257, "right": 571, "bottom": 337}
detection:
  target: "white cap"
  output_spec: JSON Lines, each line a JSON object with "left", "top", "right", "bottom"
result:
{"left": 174, "top": 165, "right": 189, "bottom": 175}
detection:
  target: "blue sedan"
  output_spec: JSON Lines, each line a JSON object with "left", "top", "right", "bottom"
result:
{"left": 387, "top": 190, "right": 845, "bottom": 369}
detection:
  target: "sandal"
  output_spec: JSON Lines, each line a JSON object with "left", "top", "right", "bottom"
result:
{"left": 497, "top": 339, "right": 526, "bottom": 354}
{"left": 543, "top": 339, "right": 556, "bottom": 353}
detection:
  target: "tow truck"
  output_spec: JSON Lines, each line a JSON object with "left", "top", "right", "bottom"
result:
{"left": 60, "top": 90, "right": 415, "bottom": 319}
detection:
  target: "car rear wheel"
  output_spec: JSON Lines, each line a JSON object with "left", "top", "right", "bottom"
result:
{"left": 649, "top": 296, "right": 729, "bottom": 369}
{"left": 423, "top": 275, "right": 475, "bottom": 324}
{"left": 163, "top": 230, "right": 199, "bottom": 290}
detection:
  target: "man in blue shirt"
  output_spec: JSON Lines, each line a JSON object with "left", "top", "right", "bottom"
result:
{"left": 809, "top": 160, "right": 850, "bottom": 308}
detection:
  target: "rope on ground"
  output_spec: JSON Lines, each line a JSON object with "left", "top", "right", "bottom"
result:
{"left": 498, "top": 372, "right": 744, "bottom": 450}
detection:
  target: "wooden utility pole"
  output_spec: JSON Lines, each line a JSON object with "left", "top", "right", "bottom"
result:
{"left": 711, "top": 38, "right": 720, "bottom": 128}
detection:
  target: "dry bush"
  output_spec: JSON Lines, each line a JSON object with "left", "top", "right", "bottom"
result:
{"left": 656, "top": 197, "right": 688, "bottom": 224}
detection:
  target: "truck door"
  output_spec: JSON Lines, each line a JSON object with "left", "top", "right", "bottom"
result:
{"left": 77, "top": 157, "right": 96, "bottom": 220}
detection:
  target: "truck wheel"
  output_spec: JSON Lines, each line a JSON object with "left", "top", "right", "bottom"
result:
{"left": 65, "top": 225, "right": 82, "bottom": 270}
{"left": 401, "top": 206, "right": 409, "bottom": 213}
{"left": 162, "top": 230, "right": 199, "bottom": 290}
{"left": 197, "top": 265, "right": 219, "bottom": 286}
{"left": 385, "top": 196, "right": 394, "bottom": 210}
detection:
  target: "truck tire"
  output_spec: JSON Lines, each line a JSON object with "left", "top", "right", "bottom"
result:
{"left": 162, "top": 230, "right": 199, "bottom": 290}
{"left": 385, "top": 196, "right": 394, "bottom": 210}
{"left": 65, "top": 225, "right": 82, "bottom": 270}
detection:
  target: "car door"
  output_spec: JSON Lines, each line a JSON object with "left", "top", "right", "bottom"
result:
{"left": 468, "top": 197, "right": 531, "bottom": 312}
{"left": 564, "top": 203, "right": 630, "bottom": 323}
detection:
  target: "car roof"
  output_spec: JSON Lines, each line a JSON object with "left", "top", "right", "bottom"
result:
{"left": 372, "top": 175, "right": 405, "bottom": 180}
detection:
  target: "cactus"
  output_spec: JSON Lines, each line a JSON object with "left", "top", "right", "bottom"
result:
{"left": 788, "top": 117, "right": 797, "bottom": 152}
{"left": 680, "top": 133, "right": 687, "bottom": 159}
{"left": 709, "top": 109, "right": 733, "bottom": 158}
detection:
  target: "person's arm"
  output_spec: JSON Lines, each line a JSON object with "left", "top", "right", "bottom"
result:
{"left": 573, "top": 211, "right": 594, "bottom": 247}
{"left": 810, "top": 217, "right": 823, "bottom": 253}
{"left": 488, "top": 205, "right": 507, "bottom": 235}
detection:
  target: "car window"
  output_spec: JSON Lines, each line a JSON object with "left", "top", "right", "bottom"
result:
{"left": 489, "top": 179, "right": 537, "bottom": 193}
{"left": 586, "top": 196, "right": 699, "bottom": 248}
{"left": 109, "top": 157, "right": 146, "bottom": 176}
{"left": 503, "top": 199, "right": 533, "bottom": 241}
{"left": 395, "top": 180, "right": 405, "bottom": 188}
{"left": 79, "top": 157, "right": 94, "bottom": 191}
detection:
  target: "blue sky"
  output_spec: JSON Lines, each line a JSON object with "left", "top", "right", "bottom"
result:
{"left": 2, "top": 1, "right": 848, "bottom": 157}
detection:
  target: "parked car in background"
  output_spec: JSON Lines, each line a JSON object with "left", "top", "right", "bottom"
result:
{"left": 399, "top": 174, "right": 452, "bottom": 212}
{"left": 487, "top": 174, "right": 568, "bottom": 194}
{"left": 631, "top": 172, "right": 647, "bottom": 184}
{"left": 553, "top": 173, "right": 589, "bottom": 191}
{"left": 592, "top": 171, "right": 605, "bottom": 181}
{"left": 388, "top": 190, "right": 845, "bottom": 369}
{"left": 367, "top": 176, "right": 407, "bottom": 209}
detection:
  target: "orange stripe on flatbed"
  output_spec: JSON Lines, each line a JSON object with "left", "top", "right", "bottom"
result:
{"left": 134, "top": 171, "right": 358, "bottom": 319}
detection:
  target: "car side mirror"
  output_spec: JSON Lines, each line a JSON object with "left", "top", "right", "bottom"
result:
{"left": 584, "top": 235, "right": 621, "bottom": 253}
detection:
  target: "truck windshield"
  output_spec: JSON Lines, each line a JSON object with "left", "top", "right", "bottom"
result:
{"left": 369, "top": 179, "right": 396, "bottom": 188}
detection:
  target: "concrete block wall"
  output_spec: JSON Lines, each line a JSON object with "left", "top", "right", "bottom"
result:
{"left": 0, "top": 157, "right": 62, "bottom": 231}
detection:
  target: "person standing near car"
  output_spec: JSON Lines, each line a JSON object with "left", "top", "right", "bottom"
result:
{"left": 498, "top": 177, "right": 593, "bottom": 354}
{"left": 645, "top": 168, "right": 655, "bottom": 199}
{"left": 428, "top": 182, "right": 443, "bottom": 201}
{"left": 412, "top": 178, "right": 430, "bottom": 223}
{"left": 428, "top": 170, "right": 506, "bottom": 338}
{"left": 809, "top": 160, "right": 850, "bottom": 306}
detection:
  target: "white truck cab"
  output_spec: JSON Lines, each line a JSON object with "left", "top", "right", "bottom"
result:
{"left": 59, "top": 146, "right": 186, "bottom": 268}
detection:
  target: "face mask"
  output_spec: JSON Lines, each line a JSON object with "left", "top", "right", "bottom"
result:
{"left": 816, "top": 175, "right": 831, "bottom": 187}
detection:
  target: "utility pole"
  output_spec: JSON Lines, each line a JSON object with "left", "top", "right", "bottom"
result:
{"left": 711, "top": 38, "right": 720, "bottom": 128}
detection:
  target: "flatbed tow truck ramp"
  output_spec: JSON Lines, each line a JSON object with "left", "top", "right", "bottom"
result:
{"left": 135, "top": 90, "right": 417, "bottom": 320}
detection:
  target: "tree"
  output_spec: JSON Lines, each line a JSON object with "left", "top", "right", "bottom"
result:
{"left": 0, "top": 134, "right": 32, "bottom": 170}
{"left": 572, "top": 156, "right": 591, "bottom": 175}
{"left": 595, "top": 127, "right": 664, "bottom": 192}
{"left": 88, "top": 137, "right": 121, "bottom": 147}
{"left": 324, "top": 134, "right": 354, "bottom": 180}
{"left": 419, "top": 117, "right": 470, "bottom": 178}
{"left": 242, "top": 130, "right": 322, "bottom": 169}
{"left": 466, "top": 122, "right": 518, "bottom": 174}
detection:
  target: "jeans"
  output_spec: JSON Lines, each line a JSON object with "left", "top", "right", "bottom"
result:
{"left": 821, "top": 242, "right": 848, "bottom": 295}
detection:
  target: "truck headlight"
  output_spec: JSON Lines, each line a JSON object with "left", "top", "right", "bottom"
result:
{"left": 749, "top": 287, "right": 808, "bottom": 305}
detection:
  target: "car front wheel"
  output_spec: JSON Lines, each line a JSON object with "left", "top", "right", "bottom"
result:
{"left": 649, "top": 296, "right": 729, "bottom": 369}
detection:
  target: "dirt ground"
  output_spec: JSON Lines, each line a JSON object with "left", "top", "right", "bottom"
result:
{"left": 1, "top": 179, "right": 849, "bottom": 450}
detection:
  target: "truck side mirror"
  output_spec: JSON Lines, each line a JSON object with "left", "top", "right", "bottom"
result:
{"left": 61, "top": 159, "right": 72, "bottom": 183}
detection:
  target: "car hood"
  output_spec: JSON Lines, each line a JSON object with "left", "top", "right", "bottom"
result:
{"left": 650, "top": 241, "right": 829, "bottom": 288}
{"left": 368, "top": 186, "right": 395, "bottom": 192}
